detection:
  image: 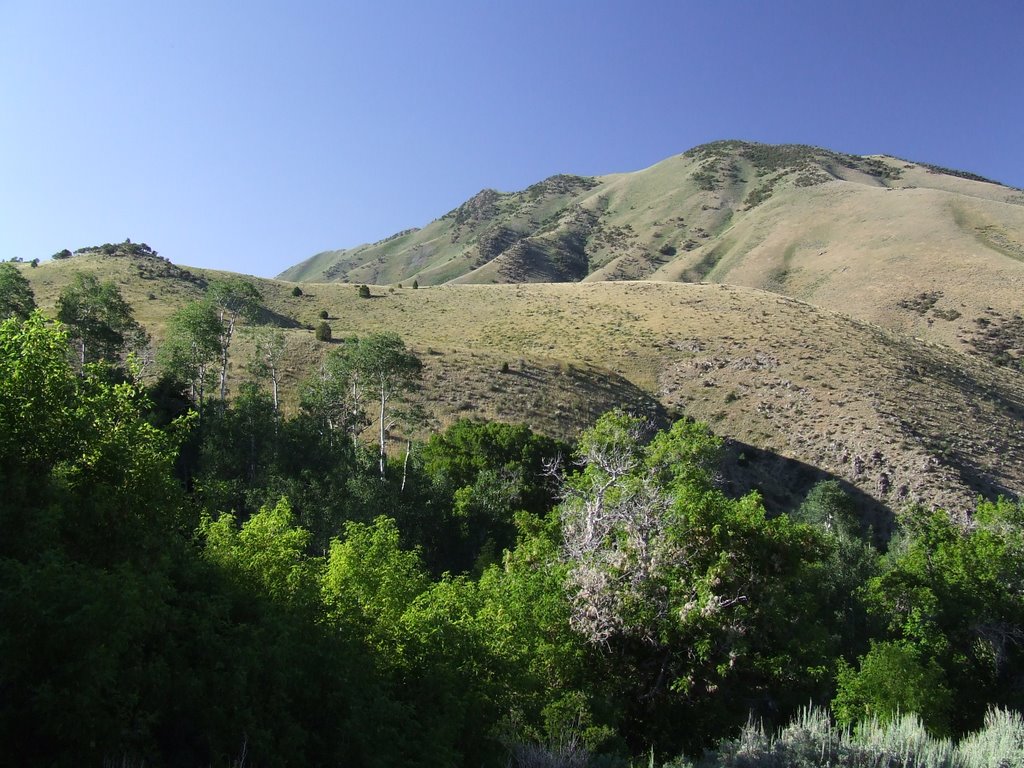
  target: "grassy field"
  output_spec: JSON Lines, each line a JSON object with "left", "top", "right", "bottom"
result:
{"left": 20, "top": 249, "right": 1024, "bottom": 522}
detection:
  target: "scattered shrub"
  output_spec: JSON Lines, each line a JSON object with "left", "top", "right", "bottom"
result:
{"left": 291, "top": 286, "right": 303, "bottom": 297}
{"left": 315, "top": 321, "right": 332, "bottom": 342}
{"left": 319, "top": 309, "right": 329, "bottom": 319}
{"left": 676, "top": 705, "right": 1024, "bottom": 768}
{"left": 358, "top": 284, "right": 371, "bottom": 298}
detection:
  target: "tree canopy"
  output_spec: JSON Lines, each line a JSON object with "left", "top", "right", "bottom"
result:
{"left": 0, "top": 262, "right": 36, "bottom": 320}
{"left": 55, "top": 272, "right": 143, "bottom": 367}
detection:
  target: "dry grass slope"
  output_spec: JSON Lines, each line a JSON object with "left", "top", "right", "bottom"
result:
{"left": 20, "top": 251, "right": 1024, "bottom": 521}
{"left": 279, "top": 140, "right": 1024, "bottom": 364}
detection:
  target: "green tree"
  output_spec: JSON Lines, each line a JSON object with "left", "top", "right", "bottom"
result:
{"left": 202, "top": 497, "right": 319, "bottom": 606}
{"left": 323, "top": 516, "right": 431, "bottom": 648}
{"left": 558, "top": 411, "right": 839, "bottom": 752}
{"left": 300, "top": 344, "right": 368, "bottom": 441}
{"left": 339, "top": 333, "right": 422, "bottom": 480}
{"left": 0, "top": 262, "right": 36, "bottom": 320}
{"left": 207, "top": 278, "right": 263, "bottom": 400}
{"left": 193, "top": 384, "right": 280, "bottom": 515}
{"left": 315, "top": 320, "right": 332, "bottom": 341}
{"left": 794, "top": 479, "right": 864, "bottom": 539}
{"left": 56, "top": 272, "right": 143, "bottom": 367}
{"left": 833, "top": 641, "right": 953, "bottom": 734}
{"left": 420, "top": 419, "right": 565, "bottom": 573}
{"left": 323, "top": 516, "right": 510, "bottom": 765}
{"left": 247, "top": 326, "right": 286, "bottom": 412}
{"left": 159, "top": 300, "right": 222, "bottom": 405}
{"left": 863, "top": 501, "right": 1024, "bottom": 732}
{"left": 0, "top": 314, "right": 193, "bottom": 762}
{"left": 474, "top": 513, "right": 606, "bottom": 758}
{"left": 795, "top": 480, "right": 879, "bottom": 659}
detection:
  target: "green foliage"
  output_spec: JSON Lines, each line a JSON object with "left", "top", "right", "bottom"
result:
{"left": 56, "top": 272, "right": 144, "bottom": 366}
{"left": 315, "top": 320, "right": 332, "bottom": 341}
{"left": 335, "top": 332, "right": 422, "bottom": 478}
{"left": 794, "top": 480, "right": 862, "bottom": 539}
{"left": 0, "top": 262, "right": 36, "bottom": 320}
{"left": 202, "top": 497, "right": 319, "bottom": 606}
{"left": 206, "top": 277, "right": 264, "bottom": 400}
{"left": 0, "top": 315, "right": 197, "bottom": 762}
{"left": 0, "top": 315, "right": 502, "bottom": 765}
{"left": 247, "top": 326, "right": 287, "bottom": 409}
{"left": 419, "top": 419, "right": 565, "bottom": 573}
{"left": 793, "top": 481, "right": 879, "bottom": 668}
{"left": 323, "top": 516, "right": 509, "bottom": 765}
{"left": 159, "top": 300, "right": 222, "bottom": 403}
{"left": 291, "top": 285, "right": 303, "bottom": 296}
{"left": 0, "top": 314, "right": 184, "bottom": 564}
{"left": 413, "top": 278, "right": 419, "bottom": 289}
{"left": 863, "top": 501, "right": 1024, "bottom": 732}
{"left": 324, "top": 517, "right": 430, "bottom": 644}
{"left": 833, "top": 641, "right": 953, "bottom": 734}
{"left": 359, "top": 283, "right": 372, "bottom": 298}
{"left": 3, "top": 307, "right": 1022, "bottom": 765}
{"left": 319, "top": 308, "right": 329, "bottom": 319}
{"left": 560, "top": 411, "right": 840, "bottom": 753}
{"left": 476, "top": 517, "right": 605, "bottom": 756}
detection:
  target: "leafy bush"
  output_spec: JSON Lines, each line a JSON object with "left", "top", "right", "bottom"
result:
{"left": 315, "top": 321, "right": 332, "bottom": 342}
{"left": 833, "top": 641, "right": 953, "bottom": 735}
{"left": 358, "top": 284, "right": 371, "bottom": 298}
{"left": 291, "top": 285, "right": 303, "bottom": 296}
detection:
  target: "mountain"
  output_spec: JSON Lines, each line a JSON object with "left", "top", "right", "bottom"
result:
{"left": 20, "top": 247, "right": 1024, "bottom": 524}
{"left": 280, "top": 140, "right": 1024, "bottom": 360}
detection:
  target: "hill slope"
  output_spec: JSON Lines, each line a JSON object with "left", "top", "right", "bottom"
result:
{"left": 280, "top": 141, "right": 1024, "bottom": 360}
{"left": 20, "top": 249, "right": 1024, "bottom": 523}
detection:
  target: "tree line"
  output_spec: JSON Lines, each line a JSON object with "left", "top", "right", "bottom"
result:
{"left": 0, "top": 266, "right": 1022, "bottom": 766}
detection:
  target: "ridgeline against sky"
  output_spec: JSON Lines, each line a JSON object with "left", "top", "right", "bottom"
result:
{"left": 2, "top": 1, "right": 1022, "bottom": 275}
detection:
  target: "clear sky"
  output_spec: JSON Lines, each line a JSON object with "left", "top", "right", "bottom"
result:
{"left": 2, "top": 1, "right": 1022, "bottom": 276}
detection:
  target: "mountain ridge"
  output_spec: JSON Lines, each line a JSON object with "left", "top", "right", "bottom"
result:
{"left": 278, "top": 140, "right": 1024, "bottom": 360}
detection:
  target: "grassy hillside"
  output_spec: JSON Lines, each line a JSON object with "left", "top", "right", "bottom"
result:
{"left": 20, "top": 248, "right": 1024, "bottom": 523}
{"left": 279, "top": 140, "right": 1024, "bottom": 361}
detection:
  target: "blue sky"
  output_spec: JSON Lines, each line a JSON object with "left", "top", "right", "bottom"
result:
{"left": 2, "top": 1, "right": 1022, "bottom": 276}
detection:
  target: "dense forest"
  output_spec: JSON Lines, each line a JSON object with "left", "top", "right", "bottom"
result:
{"left": 1, "top": 265, "right": 1023, "bottom": 766}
